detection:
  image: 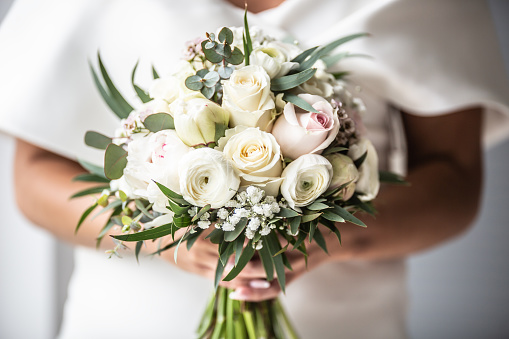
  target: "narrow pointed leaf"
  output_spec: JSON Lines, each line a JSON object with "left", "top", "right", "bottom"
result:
{"left": 234, "top": 234, "right": 244, "bottom": 266}
{"left": 152, "top": 65, "right": 160, "bottom": 79}
{"left": 104, "top": 143, "right": 128, "bottom": 180}
{"left": 154, "top": 181, "right": 189, "bottom": 205}
{"left": 89, "top": 62, "right": 126, "bottom": 119}
{"left": 192, "top": 204, "right": 212, "bottom": 222}
{"left": 322, "top": 210, "right": 345, "bottom": 222}
{"left": 289, "top": 216, "right": 301, "bottom": 236}
{"left": 112, "top": 223, "right": 173, "bottom": 241}
{"left": 270, "top": 68, "right": 316, "bottom": 92}
{"left": 96, "top": 220, "right": 116, "bottom": 248}
{"left": 173, "top": 230, "right": 187, "bottom": 263}
{"left": 291, "top": 46, "right": 318, "bottom": 64}
{"left": 72, "top": 173, "right": 110, "bottom": 183}
{"left": 214, "top": 258, "right": 226, "bottom": 290}
{"left": 173, "top": 214, "right": 192, "bottom": 228}
{"left": 243, "top": 8, "right": 252, "bottom": 60}
{"left": 278, "top": 208, "right": 300, "bottom": 218}
{"left": 224, "top": 218, "right": 247, "bottom": 242}
{"left": 78, "top": 159, "right": 107, "bottom": 178}
{"left": 98, "top": 53, "right": 133, "bottom": 116}
{"left": 354, "top": 150, "right": 368, "bottom": 168}
{"left": 134, "top": 199, "right": 154, "bottom": 220}
{"left": 131, "top": 61, "right": 151, "bottom": 103}
{"left": 301, "top": 212, "right": 321, "bottom": 223}
{"left": 333, "top": 205, "right": 366, "bottom": 227}
{"left": 379, "top": 171, "right": 408, "bottom": 185}
{"left": 75, "top": 203, "right": 98, "bottom": 234}
{"left": 135, "top": 241, "right": 143, "bottom": 263}
{"left": 205, "top": 228, "right": 224, "bottom": 244}
{"left": 266, "top": 233, "right": 286, "bottom": 293}
{"left": 70, "top": 186, "right": 109, "bottom": 199}
{"left": 223, "top": 241, "right": 255, "bottom": 281}
{"left": 307, "top": 202, "right": 330, "bottom": 211}
{"left": 167, "top": 199, "right": 189, "bottom": 215}
{"left": 283, "top": 93, "right": 320, "bottom": 113}
{"left": 92, "top": 199, "right": 122, "bottom": 220}
{"left": 258, "top": 242, "right": 274, "bottom": 281}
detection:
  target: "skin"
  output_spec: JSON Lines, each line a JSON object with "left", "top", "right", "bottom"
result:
{"left": 14, "top": 107, "right": 483, "bottom": 301}
{"left": 12, "top": 0, "right": 484, "bottom": 302}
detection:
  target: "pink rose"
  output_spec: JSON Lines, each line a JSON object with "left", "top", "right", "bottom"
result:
{"left": 271, "top": 94, "right": 339, "bottom": 160}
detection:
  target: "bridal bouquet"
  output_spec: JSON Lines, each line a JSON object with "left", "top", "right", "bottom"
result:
{"left": 73, "top": 11, "right": 404, "bottom": 339}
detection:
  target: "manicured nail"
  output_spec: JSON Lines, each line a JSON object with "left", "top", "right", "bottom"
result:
{"left": 249, "top": 280, "right": 270, "bottom": 289}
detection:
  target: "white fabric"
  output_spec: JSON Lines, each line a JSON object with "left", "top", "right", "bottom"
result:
{"left": 0, "top": 0, "right": 508, "bottom": 338}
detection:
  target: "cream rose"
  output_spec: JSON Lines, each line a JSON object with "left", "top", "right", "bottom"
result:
{"left": 179, "top": 148, "right": 240, "bottom": 208}
{"left": 280, "top": 154, "right": 333, "bottom": 209}
{"left": 171, "top": 95, "right": 229, "bottom": 147}
{"left": 325, "top": 153, "right": 359, "bottom": 201}
{"left": 222, "top": 65, "right": 276, "bottom": 131}
{"left": 271, "top": 94, "right": 340, "bottom": 160}
{"left": 218, "top": 126, "right": 283, "bottom": 196}
{"left": 348, "top": 138, "right": 379, "bottom": 201}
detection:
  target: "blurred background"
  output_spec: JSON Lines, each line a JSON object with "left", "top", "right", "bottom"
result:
{"left": 1, "top": 1, "right": 508, "bottom": 338}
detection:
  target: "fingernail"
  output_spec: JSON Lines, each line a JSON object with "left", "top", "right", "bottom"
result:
{"left": 229, "top": 291, "right": 247, "bottom": 300}
{"left": 249, "top": 280, "right": 270, "bottom": 289}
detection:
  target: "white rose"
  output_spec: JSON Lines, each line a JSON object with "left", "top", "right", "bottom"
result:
{"left": 171, "top": 95, "right": 229, "bottom": 147}
{"left": 271, "top": 94, "right": 340, "bottom": 160}
{"left": 149, "top": 61, "right": 196, "bottom": 104}
{"left": 280, "top": 154, "right": 333, "bottom": 209}
{"left": 325, "top": 153, "right": 359, "bottom": 201}
{"left": 348, "top": 138, "right": 379, "bottom": 201}
{"left": 145, "top": 130, "right": 192, "bottom": 213}
{"left": 218, "top": 126, "right": 283, "bottom": 196}
{"left": 222, "top": 65, "right": 276, "bottom": 131}
{"left": 179, "top": 148, "right": 240, "bottom": 208}
{"left": 250, "top": 41, "right": 300, "bottom": 78}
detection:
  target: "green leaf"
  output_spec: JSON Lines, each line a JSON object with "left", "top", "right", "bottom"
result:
{"left": 332, "top": 71, "right": 350, "bottom": 80}
{"left": 298, "top": 33, "right": 369, "bottom": 71}
{"left": 96, "top": 220, "right": 116, "bottom": 248}
{"left": 112, "top": 223, "right": 173, "bottom": 241}
{"left": 173, "top": 230, "right": 187, "bottom": 263}
{"left": 224, "top": 218, "right": 247, "bottom": 242}
{"left": 278, "top": 208, "right": 300, "bottom": 218}
{"left": 283, "top": 93, "right": 320, "bottom": 114}
{"left": 320, "top": 219, "right": 341, "bottom": 245}
{"left": 186, "top": 229, "right": 202, "bottom": 251}
{"left": 289, "top": 216, "right": 301, "bottom": 236}
{"left": 135, "top": 241, "right": 143, "bottom": 263}
{"left": 291, "top": 46, "right": 318, "bottom": 64}
{"left": 258, "top": 242, "right": 274, "bottom": 281}
{"left": 322, "top": 52, "right": 371, "bottom": 68}
{"left": 301, "top": 212, "right": 321, "bottom": 223}
{"left": 154, "top": 181, "right": 189, "bottom": 205}
{"left": 174, "top": 214, "right": 192, "bottom": 228}
{"left": 70, "top": 185, "right": 109, "bottom": 199}
{"left": 379, "top": 171, "right": 408, "bottom": 185}
{"left": 202, "top": 41, "right": 223, "bottom": 63}
{"left": 307, "top": 202, "right": 330, "bottom": 211}
{"left": 205, "top": 228, "right": 224, "bottom": 244}
{"left": 313, "top": 227, "right": 328, "bottom": 254}
{"left": 185, "top": 75, "right": 204, "bottom": 91}
{"left": 243, "top": 8, "right": 253, "bottom": 63}
{"left": 222, "top": 240, "right": 255, "bottom": 282}
{"left": 104, "top": 143, "right": 128, "bottom": 180}
{"left": 332, "top": 205, "right": 366, "bottom": 227}
{"left": 215, "top": 43, "right": 232, "bottom": 58}
{"left": 203, "top": 71, "right": 220, "bottom": 87}
{"left": 354, "top": 150, "right": 368, "bottom": 169}
{"left": 321, "top": 210, "right": 345, "bottom": 223}
{"left": 167, "top": 199, "right": 190, "bottom": 215}
{"left": 219, "top": 242, "right": 234, "bottom": 266}
{"left": 72, "top": 173, "right": 110, "bottom": 184}
{"left": 322, "top": 146, "right": 349, "bottom": 155}
{"left": 308, "top": 220, "right": 317, "bottom": 242}
{"left": 218, "top": 27, "right": 234, "bottom": 44}
{"left": 214, "top": 258, "right": 226, "bottom": 290}
{"left": 191, "top": 204, "right": 212, "bottom": 223}
{"left": 97, "top": 53, "right": 133, "bottom": 117}
{"left": 270, "top": 68, "right": 316, "bottom": 92}
{"left": 89, "top": 61, "right": 127, "bottom": 119}
{"left": 218, "top": 65, "right": 234, "bottom": 79}
{"left": 75, "top": 203, "right": 98, "bottom": 234}
{"left": 152, "top": 65, "right": 160, "bottom": 79}
{"left": 214, "top": 123, "right": 227, "bottom": 143}
{"left": 143, "top": 113, "right": 175, "bottom": 132}
{"left": 77, "top": 159, "right": 107, "bottom": 179}
{"left": 92, "top": 199, "right": 122, "bottom": 220}
{"left": 131, "top": 61, "right": 151, "bottom": 103}
{"left": 84, "top": 131, "right": 112, "bottom": 150}
{"left": 266, "top": 233, "right": 286, "bottom": 293}
{"left": 134, "top": 199, "right": 154, "bottom": 220}
{"left": 292, "top": 231, "right": 307, "bottom": 250}
{"left": 225, "top": 47, "right": 244, "bottom": 65}
{"left": 200, "top": 86, "right": 215, "bottom": 99}
{"left": 234, "top": 234, "right": 244, "bottom": 266}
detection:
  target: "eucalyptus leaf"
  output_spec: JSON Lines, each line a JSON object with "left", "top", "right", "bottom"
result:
{"left": 143, "top": 113, "right": 175, "bottom": 132}
{"left": 278, "top": 208, "right": 300, "bottom": 218}
{"left": 332, "top": 204, "right": 366, "bottom": 227}
{"left": 320, "top": 219, "right": 342, "bottom": 245}
{"left": 233, "top": 234, "right": 245, "bottom": 266}
{"left": 201, "top": 86, "right": 215, "bottom": 99}
{"left": 301, "top": 212, "right": 321, "bottom": 223}
{"left": 215, "top": 43, "right": 232, "bottom": 58}
{"left": 205, "top": 228, "right": 224, "bottom": 244}
{"left": 203, "top": 71, "right": 220, "bottom": 87}
{"left": 70, "top": 185, "right": 109, "bottom": 199}
{"left": 219, "top": 242, "right": 234, "bottom": 266}
{"left": 292, "top": 231, "right": 307, "bottom": 250}
{"left": 78, "top": 159, "right": 107, "bottom": 179}
{"left": 134, "top": 199, "right": 154, "bottom": 220}
{"left": 186, "top": 230, "right": 202, "bottom": 251}
{"left": 104, "top": 143, "right": 128, "bottom": 180}
{"left": 202, "top": 41, "right": 223, "bottom": 63}
{"left": 313, "top": 227, "right": 328, "bottom": 254}
{"left": 72, "top": 173, "right": 110, "bottom": 183}
{"left": 75, "top": 203, "right": 98, "bottom": 234}
{"left": 321, "top": 210, "right": 345, "bottom": 223}
{"left": 205, "top": 41, "right": 216, "bottom": 49}
{"left": 152, "top": 65, "right": 160, "bottom": 79}
{"left": 217, "top": 65, "right": 234, "bottom": 79}
{"left": 185, "top": 75, "right": 204, "bottom": 91}
{"left": 112, "top": 223, "right": 173, "bottom": 241}
{"left": 224, "top": 218, "right": 247, "bottom": 242}
{"left": 218, "top": 27, "right": 234, "bottom": 44}
{"left": 225, "top": 47, "right": 244, "bottom": 65}
{"left": 307, "top": 202, "right": 330, "bottom": 211}
{"left": 84, "top": 131, "right": 112, "bottom": 150}
{"left": 222, "top": 240, "right": 255, "bottom": 281}
{"left": 270, "top": 68, "right": 316, "bottom": 92}
{"left": 283, "top": 93, "right": 320, "bottom": 114}
{"left": 290, "top": 216, "right": 301, "bottom": 235}
{"left": 308, "top": 220, "right": 317, "bottom": 242}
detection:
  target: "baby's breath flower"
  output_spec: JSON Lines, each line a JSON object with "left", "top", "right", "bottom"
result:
{"left": 222, "top": 222, "right": 235, "bottom": 232}
{"left": 199, "top": 212, "right": 211, "bottom": 221}
{"left": 245, "top": 228, "right": 255, "bottom": 239}
{"left": 247, "top": 217, "right": 261, "bottom": 231}
{"left": 197, "top": 220, "right": 211, "bottom": 229}
{"left": 217, "top": 208, "right": 229, "bottom": 219}
{"left": 188, "top": 206, "right": 198, "bottom": 217}
{"left": 229, "top": 215, "right": 241, "bottom": 226}
{"left": 260, "top": 226, "right": 271, "bottom": 236}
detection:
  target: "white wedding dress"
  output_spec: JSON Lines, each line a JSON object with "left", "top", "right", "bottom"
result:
{"left": 1, "top": 1, "right": 508, "bottom": 338}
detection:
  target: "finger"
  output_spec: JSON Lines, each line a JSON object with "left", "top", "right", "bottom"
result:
{"left": 229, "top": 282, "right": 281, "bottom": 302}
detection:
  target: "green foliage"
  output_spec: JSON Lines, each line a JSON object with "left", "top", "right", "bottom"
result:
{"left": 131, "top": 61, "right": 151, "bottom": 103}
{"left": 104, "top": 143, "right": 128, "bottom": 180}
{"left": 84, "top": 131, "right": 112, "bottom": 150}
{"left": 78, "top": 159, "right": 107, "bottom": 179}
{"left": 224, "top": 218, "right": 248, "bottom": 242}
{"left": 243, "top": 8, "right": 253, "bottom": 65}
{"left": 379, "top": 171, "right": 408, "bottom": 185}
{"left": 282, "top": 93, "right": 320, "bottom": 114}
{"left": 223, "top": 240, "right": 255, "bottom": 282}
{"left": 75, "top": 203, "right": 98, "bottom": 234}
{"left": 70, "top": 185, "right": 109, "bottom": 199}
{"left": 143, "top": 113, "right": 175, "bottom": 132}
{"left": 112, "top": 223, "right": 173, "bottom": 241}
{"left": 353, "top": 150, "right": 368, "bottom": 168}
{"left": 270, "top": 68, "right": 317, "bottom": 92}
{"left": 72, "top": 173, "right": 110, "bottom": 184}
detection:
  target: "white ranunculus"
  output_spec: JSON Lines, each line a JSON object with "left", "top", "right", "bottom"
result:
{"left": 280, "top": 154, "right": 333, "bottom": 209}
{"left": 250, "top": 41, "right": 300, "bottom": 78}
{"left": 271, "top": 94, "right": 340, "bottom": 160}
{"left": 348, "top": 138, "right": 379, "bottom": 201}
{"left": 179, "top": 148, "right": 240, "bottom": 208}
{"left": 144, "top": 130, "right": 192, "bottom": 213}
{"left": 218, "top": 126, "right": 283, "bottom": 196}
{"left": 325, "top": 153, "right": 359, "bottom": 201}
{"left": 222, "top": 65, "right": 276, "bottom": 131}
{"left": 171, "top": 95, "right": 229, "bottom": 147}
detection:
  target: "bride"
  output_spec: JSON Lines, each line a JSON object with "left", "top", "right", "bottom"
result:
{"left": 1, "top": 0, "right": 508, "bottom": 338}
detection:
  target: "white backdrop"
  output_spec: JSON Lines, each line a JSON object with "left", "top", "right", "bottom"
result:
{"left": 1, "top": 1, "right": 508, "bottom": 338}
